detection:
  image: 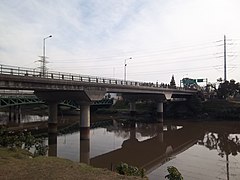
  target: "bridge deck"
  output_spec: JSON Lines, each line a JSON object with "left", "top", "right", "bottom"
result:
{"left": 0, "top": 64, "right": 196, "bottom": 97}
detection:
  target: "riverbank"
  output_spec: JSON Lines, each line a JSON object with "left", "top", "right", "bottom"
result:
{"left": 0, "top": 147, "right": 145, "bottom": 180}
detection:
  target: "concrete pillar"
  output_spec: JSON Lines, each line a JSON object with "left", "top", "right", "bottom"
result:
{"left": 8, "top": 106, "right": 12, "bottom": 122}
{"left": 13, "top": 106, "right": 17, "bottom": 122}
{"left": 80, "top": 104, "right": 90, "bottom": 140}
{"left": 17, "top": 105, "right": 22, "bottom": 124}
{"left": 48, "top": 132, "right": 57, "bottom": 156}
{"left": 48, "top": 102, "right": 58, "bottom": 134}
{"left": 80, "top": 139, "right": 90, "bottom": 164}
{"left": 156, "top": 102, "right": 163, "bottom": 123}
{"left": 129, "top": 101, "right": 136, "bottom": 116}
{"left": 48, "top": 102, "right": 58, "bottom": 156}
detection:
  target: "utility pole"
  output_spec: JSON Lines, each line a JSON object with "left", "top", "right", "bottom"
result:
{"left": 38, "top": 35, "right": 52, "bottom": 77}
{"left": 224, "top": 35, "right": 227, "bottom": 82}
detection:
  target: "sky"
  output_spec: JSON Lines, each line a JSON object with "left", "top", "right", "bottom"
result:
{"left": 1, "top": 0, "right": 240, "bottom": 86}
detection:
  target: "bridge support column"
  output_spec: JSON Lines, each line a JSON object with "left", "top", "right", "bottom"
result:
{"left": 156, "top": 102, "right": 163, "bottom": 123}
{"left": 8, "top": 106, "right": 12, "bottom": 122}
{"left": 47, "top": 102, "right": 58, "bottom": 157}
{"left": 80, "top": 104, "right": 90, "bottom": 140}
{"left": 13, "top": 106, "right": 17, "bottom": 122}
{"left": 80, "top": 139, "right": 90, "bottom": 164}
{"left": 48, "top": 102, "right": 58, "bottom": 134}
{"left": 129, "top": 101, "right": 136, "bottom": 116}
{"left": 17, "top": 105, "right": 22, "bottom": 124}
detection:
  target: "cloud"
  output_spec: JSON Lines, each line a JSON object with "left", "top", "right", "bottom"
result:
{"left": 0, "top": 0, "right": 240, "bottom": 84}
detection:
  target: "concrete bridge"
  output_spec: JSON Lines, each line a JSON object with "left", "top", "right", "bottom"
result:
{"left": 0, "top": 64, "right": 196, "bottom": 139}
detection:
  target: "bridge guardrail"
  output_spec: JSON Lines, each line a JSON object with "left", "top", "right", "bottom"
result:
{"left": 0, "top": 64, "right": 193, "bottom": 91}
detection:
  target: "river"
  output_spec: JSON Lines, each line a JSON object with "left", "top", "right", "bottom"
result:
{"left": 45, "top": 119, "right": 240, "bottom": 180}
{"left": 2, "top": 110, "right": 240, "bottom": 179}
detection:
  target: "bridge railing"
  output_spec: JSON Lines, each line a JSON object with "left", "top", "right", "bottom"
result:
{"left": 0, "top": 64, "right": 192, "bottom": 91}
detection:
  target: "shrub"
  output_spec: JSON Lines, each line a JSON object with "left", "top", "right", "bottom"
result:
{"left": 115, "top": 162, "right": 145, "bottom": 178}
{"left": 165, "top": 166, "right": 183, "bottom": 180}
{"left": 0, "top": 126, "right": 48, "bottom": 156}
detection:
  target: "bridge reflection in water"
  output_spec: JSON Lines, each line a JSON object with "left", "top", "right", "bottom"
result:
{"left": 47, "top": 120, "right": 240, "bottom": 179}
{"left": 47, "top": 121, "right": 206, "bottom": 174}
{"left": 90, "top": 122, "right": 204, "bottom": 174}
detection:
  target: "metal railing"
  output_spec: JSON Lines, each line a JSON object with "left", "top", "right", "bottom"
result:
{"left": 0, "top": 64, "right": 188, "bottom": 90}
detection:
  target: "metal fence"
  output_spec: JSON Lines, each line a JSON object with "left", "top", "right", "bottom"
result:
{"left": 0, "top": 64, "right": 184, "bottom": 89}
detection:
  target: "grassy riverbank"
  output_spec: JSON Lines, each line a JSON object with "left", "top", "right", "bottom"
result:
{"left": 0, "top": 147, "right": 144, "bottom": 180}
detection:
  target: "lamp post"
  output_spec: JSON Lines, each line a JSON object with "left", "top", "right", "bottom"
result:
{"left": 124, "top": 57, "right": 132, "bottom": 83}
{"left": 42, "top": 35, "right": 52, "bottom": 77}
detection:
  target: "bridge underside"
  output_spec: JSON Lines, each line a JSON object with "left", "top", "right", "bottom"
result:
{"left": 122, "top": 93, "right": 166, "bottom": 102}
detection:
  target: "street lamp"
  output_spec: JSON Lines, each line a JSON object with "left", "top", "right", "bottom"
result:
{"left": 124, "top": 57, "right": 132, "bottom": 82}
{"left": 42, "top": 35, "right": 52, "bottom": 77}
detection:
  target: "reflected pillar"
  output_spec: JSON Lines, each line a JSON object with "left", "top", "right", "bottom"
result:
{"left": 48, "top": 102, "right": 58, "bottom": 156}
{"left": 156, "top": 123, "right": 164, "bottom": 143}
{"left": 156, "top": 102, "right": 163, "bottom": 123}
{"left": 129, "top": 101, "right": 136, "bottom": 116}
{"left": 80, "top": 104, "right": 90, "bottom": 140}
{"left": 129, "top": 122, "right": 136, "bottom": 139}
{"left": 48, "top": 132, "right": 57, "bottom": 156}
{"left": 80, "top": 139, "right": 90, "bottom": 164}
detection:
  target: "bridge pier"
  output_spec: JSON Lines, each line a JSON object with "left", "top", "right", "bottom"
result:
{"left": 17, "top": 105, "right": 22, "bottom": 124}
{"left": 8, "top": 106, "right": 22, "bottom": 124}
{"left": 8, "top": 106, "right": 12, "bottom": 122}
{"left": 48, "top": 102, "right": 58, "bottom": 134}
{"left": 80, "top": 104, "right": 90, "bottom": 140}
{"left": 156, "top": 102, "right": 164, "bottom": 123}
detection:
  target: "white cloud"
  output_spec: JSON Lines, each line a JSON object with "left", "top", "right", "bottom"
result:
{"left": 0, "top": 0, "right": 240, "bottom": 84}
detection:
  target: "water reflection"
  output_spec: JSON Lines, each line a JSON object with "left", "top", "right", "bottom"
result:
{"left": 80, "top": 139, "right": 90, "bottom": 164}
{"left": 198, "top": 132, "right": 240, "bottom": 180}
{"left": 47, "top": 121, "right": 240, "bottom": 180}
{"left": 90, "top": 122, "right": 203, "bottom": 173}
{"left": 48, "top": 132, "right": 57, "bottom": 156}
{"left": 200, "top": 132, "right": 240, "bottom": 157}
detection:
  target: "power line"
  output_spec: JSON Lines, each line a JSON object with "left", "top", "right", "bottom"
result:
{"left": 49, "top": 40, "right": 222, "bottom": 63}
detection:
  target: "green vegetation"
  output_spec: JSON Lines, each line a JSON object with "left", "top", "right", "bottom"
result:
{"left": 113, "top": 100, "right": 129, "bottom": 110}
{"left": 0, "top": 126, "right": 47, "bottom": 156}
{"left": 116, "top": 162, "right": 145, "bottom": 178}
{"left": 202, "top": 99, "right": 240, "bottom": 120}
{"left": 165, "top": 166, "right": 183, "bottom": 180}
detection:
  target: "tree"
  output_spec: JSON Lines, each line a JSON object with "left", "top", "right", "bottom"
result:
{"left": 170, "top": 75, "right": 176, "bottom": 88}
{"left": 217, "top": 79, "right": 239, "bottom": 99}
